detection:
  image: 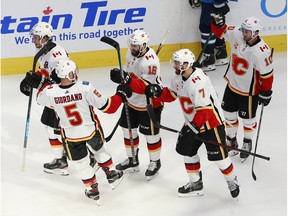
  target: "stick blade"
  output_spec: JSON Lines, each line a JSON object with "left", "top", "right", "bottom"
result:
{"left": 100, "top": 36, "right": 120, "bottom": 50}
{"left": 252, "top": 172, "right": 257, "bottom": 181}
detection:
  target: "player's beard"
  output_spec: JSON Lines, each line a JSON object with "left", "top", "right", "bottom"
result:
{"left": 131, "top": 49, "right": 140, "bottom": 57}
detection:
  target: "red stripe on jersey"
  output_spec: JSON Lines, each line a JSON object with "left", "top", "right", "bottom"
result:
{"left": 102, "top": 95, "right": 123, "bottom": 114}
{"left": 221, "top": 163, "right": 234, "bottom": 176}
{"left": 89, "top": 106, "right": 102, "bottom": 129}
{"left": 129, "top": 75, "right": 148, "bottom": 94}
{"left": 185, "top": 162, "right": 201, "bottom": 173}
{"left": 49, "top": 138, "right": 62, "bottom": 147}
{"left": 124, "top": 136, "right": 139, "bottom": 148}
{"left": 193, "top": 107, "right": 222, "bottom": 130}
{"left": 260, "top": 71, "right": 274, "bottom": 92}
{"left": 147, "top": 138, "right": 162, "bottom": 152}
{"left": 82, "top": 175, "right": 96, "bottom": 188}
{"left": 98, "top": 158, "right": 113, "bottom": 168}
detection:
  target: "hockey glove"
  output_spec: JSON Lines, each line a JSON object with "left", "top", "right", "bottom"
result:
{"left": 258, "top": 90, "right": 272, "bottom": 106}
{"left": 213, "top": 2, "right": 230, "bottom": 15}
{"left": 116, "top": 83, "right": 132, "bottom": 102}
{"left": 145, "top": 84, "right": 163, "bottom": 98}
{"left": 188, "top": 0, "right": 201, "bottom": 8}
{"left": 178, "top": 122, "right": 199, "bottom": 143}
{"left": 211, "top": 12, "right": 226, "bottom": 28}
{"left": 25, "top": 71, "right": 45, "bottom": 89}
{"left": 110, "top": 68, "right": 131, "bottom": 84}
{"left": 19, "top": 78, "right": 31, "bottom": 96}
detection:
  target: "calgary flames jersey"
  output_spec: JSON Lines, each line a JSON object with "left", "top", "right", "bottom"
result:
{"left": 212, "top": 24, "right": 274, "bottom": 96}
{"left": 38, "top": 43, "right": 69, "bottom": 75}
{"left": 36, "top": 80, "right": 122, "bottom": 141}
{"left": 160, "top": 68, "right": 224, "bottom": 131}
{"left": 125, "top": 47, "right": 162, "bottom": 110}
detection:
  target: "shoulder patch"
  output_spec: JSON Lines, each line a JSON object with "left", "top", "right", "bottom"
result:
{"left": 82, "top": 81, "right": 89, "bottom": 85}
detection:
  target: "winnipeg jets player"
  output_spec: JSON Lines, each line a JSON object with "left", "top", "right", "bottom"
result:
{"left": 211, "top": 14, "right": 274, "bottom": 159}
{"left": 145, "top": 49, "right": 240, "bottom": 198}
{"left": 27, "top": 59, "right": 132, "bottom": 202}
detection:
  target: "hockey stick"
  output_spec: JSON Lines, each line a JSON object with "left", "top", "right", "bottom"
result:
{"left": 146, "top": 104, "right": 270, "bottom": 161}
{"left": 193, "top": 32, "right": 213, "bottom": 66}
{"left": 251, "top": 47, "right": 274, "bottom": 180}
{"left": 155, "top": 30, "right": 170, "bottom": 55}
{"left": 104, "top": 31, "right": 170, "bottom": 142}
{"left": 105, "top": 117, "right": 121, "bottom": 142}
{"left": 21, "top": 44, "right": 51, "bottom": 171}
{"left": 100, "top": 36, "right": 137, "bottom": 164}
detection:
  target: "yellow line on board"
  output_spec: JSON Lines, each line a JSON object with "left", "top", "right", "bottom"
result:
{"left": 1, "top": 34, "right": 286, "bottom": 76}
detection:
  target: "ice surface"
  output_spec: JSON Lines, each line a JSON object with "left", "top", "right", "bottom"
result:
{"left": 1, "top": 52, "right": 287, "bottom": 216}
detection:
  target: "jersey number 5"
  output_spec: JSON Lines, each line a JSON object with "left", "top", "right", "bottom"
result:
{"left": 64, "top": 103, "right": 83, "bottom": 126}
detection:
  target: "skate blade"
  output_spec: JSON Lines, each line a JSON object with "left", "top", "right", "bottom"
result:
{"left": 122, "top": 166, "right": 140, "bottom": 174}
{"left": 229, "top": 151, "right": 239, "bottom": 157}
{"left": 91, "top": 198, "right": 101, "bottom": 206}
{"left": 202, "top": 66, "right": 216, "bottom": 72}
{"left": 241, "top": 157, "right": 249, "bottom": 163}
{"left": 43, "top": 168, "right": 69, "bottom": 176}
{"left": 178, "top": 190, "right": 204, "bottom": 198}
{"left": 95, "top": 199, "right": 101, "bottom": 206}
{"left": 146, "top": 171, "right": 159, "bottom": 181}
{"left": 215, "top": 59, "right": 228, "bottom": 66}
{"left": 110, "top": 175, "right": 124, "bottom": 190}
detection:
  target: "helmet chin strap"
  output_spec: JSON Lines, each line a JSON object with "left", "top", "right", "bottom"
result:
{"left": 180, "top": 64, "right": 189, "bottom": 75}
{"left": 137, "top": 44, "right": 147, "bottom": 57}
{"left": 246, "top": 31, "right": 259, "bottom": 44}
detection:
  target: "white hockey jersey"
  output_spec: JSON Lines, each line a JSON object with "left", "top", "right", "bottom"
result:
{"left": 125, "top": 47, "right": 162, "bottom": 109}
{"left": 37, "top": 43, "right": 69, "bottom": 76}
{"left": 223, "top": 26, "right": 274, "bottom": 96}
{"left": 168, "top": 68, "right": 224, "bottom": 131}
{"left": 36, "top": 80, "right": 121, "bottom": 141}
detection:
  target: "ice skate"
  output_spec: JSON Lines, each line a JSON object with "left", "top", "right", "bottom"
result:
{"left": 85, "top": 183, "right": 100, "bottom": 205}
{"left": 145, "top": 159, "right": 161, "bottom": 181}
{"left": 227, "top": 176, "right": 240, "bottom": 199}
{"left": 226, "top": 136, "right": 239, "bottom": 156}
{"left": 215, "top": 45, "right": 228, "bottom": 66}
{"left": 240, "top": 138, "right": 252, "bottom": 162}
{"left": 116, "top": 150, "right": 140, "bottom": 173}
{"left": 103, "top": 167, "right": 124, "bottom": 190}
{"left": 43, "top": 155, "right": 69, "bottom": 176}
{"left": 178, "top": 171, "right": 204, "bottom": 197}
{"left": 201, "top": 53, "right": 216, "bottom": 72}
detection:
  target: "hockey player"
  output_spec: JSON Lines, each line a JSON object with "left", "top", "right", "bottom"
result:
{"left": 211, "top": 14, "right": 274, "bottom": 159}
{"left": 26, "top": 59, "right": 131, "bottom": 202}
{"left": 20, "top": 22, "right": 71, "bottom": 175}
{"left": 109, "top": 30, "right": 163, "bottom": 180}
{"left": 145, "top": 49, "right": 240, "bottom": 198}
{"left": 189, "top": 0, "right": 230, "bottom": 71}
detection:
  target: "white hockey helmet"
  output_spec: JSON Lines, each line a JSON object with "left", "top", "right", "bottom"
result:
{"left": 241, "top": 16, "right": 262, "bottom": 35}
{"left": 171, "top": 49, "right": 195, "bottom": 72}
{"left": 30, "top": 22, "right": 53, "bottom": 40}
{"left": 127, "top": 29, "right": 149, "bottom": 54}
{"left": 56, "top": 60, "right": 78, "bottom": 83}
